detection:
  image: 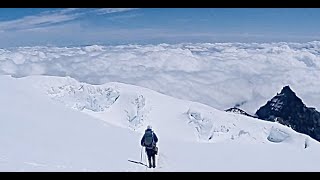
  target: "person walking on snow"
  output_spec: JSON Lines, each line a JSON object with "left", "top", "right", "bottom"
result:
{"left": 141, "top": 125, "right": 158, "bottom": 168}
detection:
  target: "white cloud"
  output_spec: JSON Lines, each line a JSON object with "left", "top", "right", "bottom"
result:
{"left": 1, "top": 42, "right": 320, "bottom": 115}
{"left": 107, "top": 13, "right": 142, "bottom": 21}
{"left": 0, "top": 9, "right": 82, "bottom": 31}
{"left": 95, "top": 8, "right": 139, "bottom": 14}
{"left": 0, "top": 8, "right": 139, "bottom": 32}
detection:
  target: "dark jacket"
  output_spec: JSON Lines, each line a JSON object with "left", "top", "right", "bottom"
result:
{"left": 141, "top": 129, "right": 158, "bottom": 147}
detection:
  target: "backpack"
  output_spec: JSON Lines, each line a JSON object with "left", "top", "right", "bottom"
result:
{"left": 144, "top": 130, "right": 154, "bottom": 148}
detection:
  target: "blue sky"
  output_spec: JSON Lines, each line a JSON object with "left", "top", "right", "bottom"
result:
{"left": 0, "top": 8, "right": 320, "bottom": 47}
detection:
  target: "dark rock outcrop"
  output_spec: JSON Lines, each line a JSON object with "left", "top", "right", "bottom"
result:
{"left": 225, "top": 107, "right": 256, "bottom": 118}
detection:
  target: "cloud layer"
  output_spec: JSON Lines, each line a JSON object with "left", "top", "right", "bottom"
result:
{"left": 1, "top": 41, "right": 320, "bottom": 114}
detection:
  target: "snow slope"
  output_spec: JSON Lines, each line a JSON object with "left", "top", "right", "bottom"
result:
{"left": 1, "top": 75, "right": 320, "bottom": 171}
{"left": 1, "top": 42, "right": 320, "bottom": 115}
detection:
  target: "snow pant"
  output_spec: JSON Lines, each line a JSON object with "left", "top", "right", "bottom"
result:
{"left": 146, "top": 148, "right": 156, "bottom": 168}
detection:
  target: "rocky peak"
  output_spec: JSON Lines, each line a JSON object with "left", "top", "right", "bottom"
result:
{"left": 256, "top": 85, "right": 320, "bottom": 141}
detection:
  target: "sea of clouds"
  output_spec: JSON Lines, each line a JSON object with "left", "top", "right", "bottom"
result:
{"left": 1, "top": 41, "right": 320, "bottom": 114}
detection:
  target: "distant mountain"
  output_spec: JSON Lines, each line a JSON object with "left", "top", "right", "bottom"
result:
{"left": 256, "top": 85, "right": 320, "bottom": 141}
{"left": 225, "top": 107, "right": 256, "bottom": 118}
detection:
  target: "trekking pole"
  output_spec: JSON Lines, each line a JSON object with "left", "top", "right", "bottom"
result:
{"left": 145, "top": 153, "right": 149, "bottom": 169}
{"left": 140, "top": 146, "right": 143, "bottom": 163}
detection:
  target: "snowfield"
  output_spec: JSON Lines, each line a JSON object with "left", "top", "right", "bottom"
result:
{"left": 1, "top": 75, "right": 320, "bottom": 172}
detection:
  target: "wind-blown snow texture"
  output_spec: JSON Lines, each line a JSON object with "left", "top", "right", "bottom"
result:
{"left": 1, "top": 75, "right": 320, "bottom": 171}
{"left": 1, "top": 42, "right": 320, "bottom": 115}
